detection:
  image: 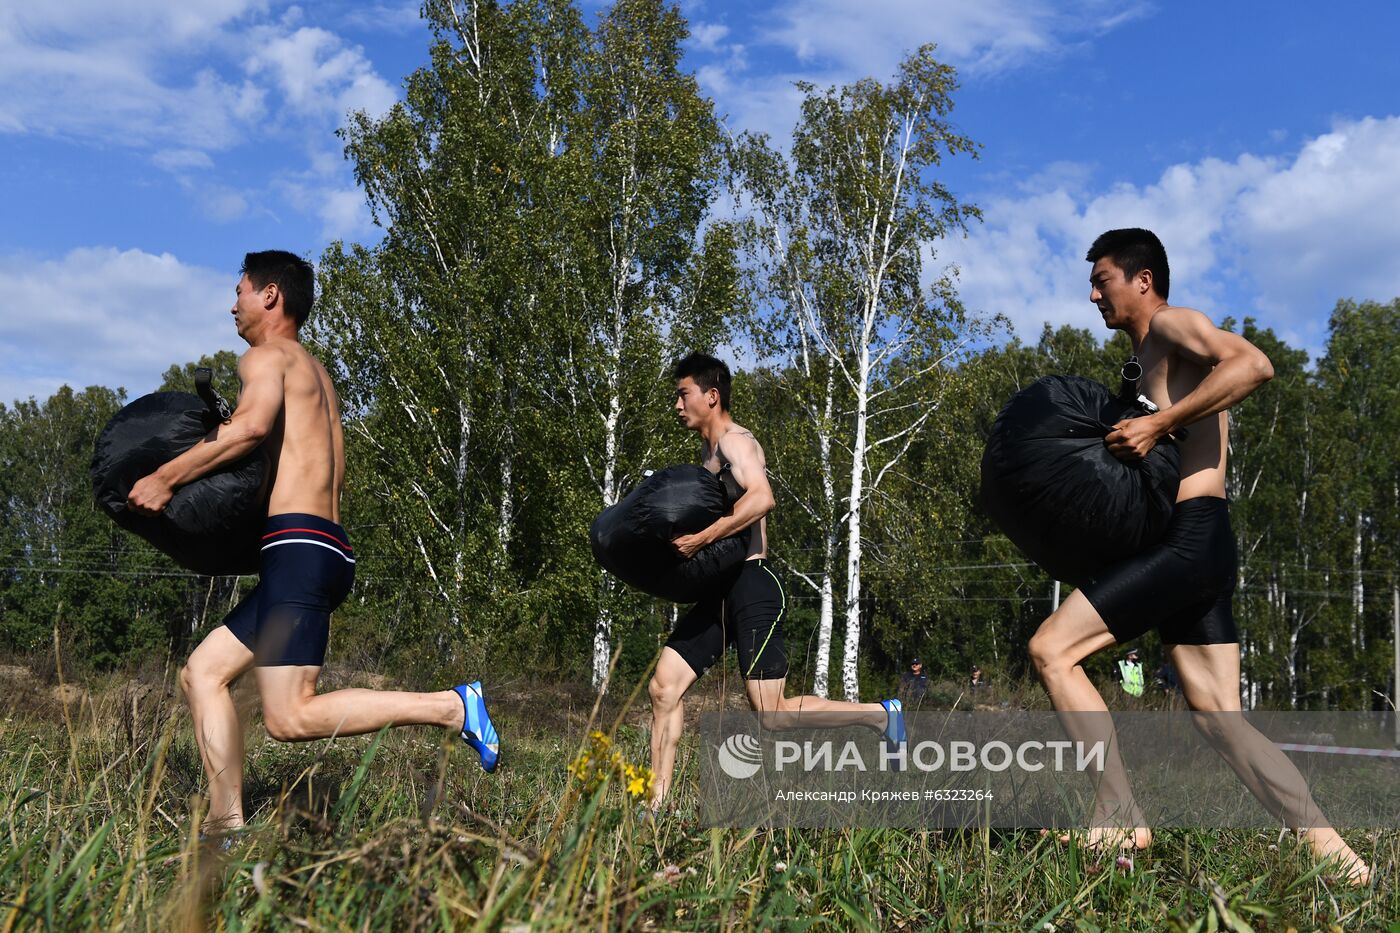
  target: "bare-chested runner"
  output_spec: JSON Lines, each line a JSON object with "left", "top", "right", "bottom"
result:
{"left": 127, "top": 250, "right": 499, "bottom": 838}
{"left": 1027, "top": 229, "right": 1369, "bottom": 885}
{"left": 645, "top": 352, "right": 906, "bottom": 811}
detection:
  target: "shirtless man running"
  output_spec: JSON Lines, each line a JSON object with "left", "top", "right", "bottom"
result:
{"left": 645, "top": 352, "right": 905, "bottom": 810}
{"left": 127, "top": 250, "right": 499, "bottom": 836}
{"left": 1027, "top": 229, "right": 1369, "bottom": 883}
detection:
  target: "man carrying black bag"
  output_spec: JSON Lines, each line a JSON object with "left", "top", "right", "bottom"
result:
{"left": 126, "top": 251, "right": 500, "bottom": 840}
{"left": 644, "top": 353, "right": 906, "bottom": 810}
{"left": 1027, "top": 229, "right": 1368, "bottom": 884}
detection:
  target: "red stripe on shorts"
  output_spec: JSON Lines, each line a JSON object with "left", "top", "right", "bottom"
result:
{"left": 261, "top": 527, "right": 353, "bottom": 550}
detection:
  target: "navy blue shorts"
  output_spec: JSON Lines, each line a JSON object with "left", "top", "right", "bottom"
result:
{"left": 223, "top": 513, "right": 355, "bottom": 666}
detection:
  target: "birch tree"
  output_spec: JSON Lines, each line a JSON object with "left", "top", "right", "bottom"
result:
{"left": 735, "top": 48, "right": 979, "bottom": 699}
{"left": 536, "top": 0, "right": 729, "bottom": 688}
{"left": 1315, "top": 299, "right": 1400, "bottom": 702}
{"left": 315, "top": 0, "right": 584, "bottom": 640}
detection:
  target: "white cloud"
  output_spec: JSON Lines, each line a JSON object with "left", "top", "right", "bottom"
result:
{"left": 153, "top": 148, "right": 216, "bottom": 171}
{"left": 245, "top": 26, "right": 397, "bottom": 121}
{"left": 698, "top": 0, "right": 1150, "bottom": 143}
{"left": 197, "top": 186, "right": 253, "bottom": 223}
{"left": 764, "top": 0, "right": 1150, "bottom": 76}
{"left": 1233, "top": 117, "right": 1400, "bottom": 327}
{"left": 0, "top": 1, "right": 267, "bottom": 149}
{"left": 690, "top": 23, "right": 730, "bottom": 52}
{"left": 318, "top": 187, "right": 374, "bottom": 241}
{"left": 0, "top": 247, "right": 243, "bottom": 406}
{"left": 0, "top": 2, "right": 396, "bottom": 150}
{"left": 0, "top": 1, "right": 399, "bottom": 250}
{"left": 3, "top": 0, "right": 262, "bottom": 47}
{"left": 939, "top": 116, "right": 1400, "bottom": 353}
{"left": 337, "top": 2, "right": 425, "bottom": 35}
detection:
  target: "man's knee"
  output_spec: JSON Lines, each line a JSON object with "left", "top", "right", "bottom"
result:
{"left": 180, "top": 661, "right": 225, "bottom": 698}
{"left": 649, "top": 674, "right": 684, "bottom": 711}
{"left": 1027, "top": 626, "right": 1062, "bottom": 676}
{"left": 1189, "top": 709, "right": 1244, "bottom": 747}
{"left": 263, "top": 707, "right": 311, "bottom": 743}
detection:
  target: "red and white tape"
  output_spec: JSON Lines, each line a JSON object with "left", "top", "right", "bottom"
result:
{"left": 1277, "top": 743, "right": 1400, "bottom": 759}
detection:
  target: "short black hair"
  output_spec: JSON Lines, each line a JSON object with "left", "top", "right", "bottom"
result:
{"left": 673, "top": 352, "right": 731, "bottom": 410}
{"left": 1086, "top": 228, "right": 1170, "bottom": 301}
{"left": 241, "top": 250, "right": 316, "bottom": 328}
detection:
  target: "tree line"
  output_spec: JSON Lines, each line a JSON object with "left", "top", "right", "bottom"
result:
{"left": 1, "top": 0, "right": 1396, "bottom": 712}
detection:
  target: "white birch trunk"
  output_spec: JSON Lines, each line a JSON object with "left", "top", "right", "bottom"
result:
{"left": 1353, "top": 511, "right": 1365, "bottom": 650}
{"left": 840, "top": 348, "right": 872, "bottom": 701}
{"left": 497, "top": 380, "right": 516, "bottom": 562}
{"left": 1287, "top": 620, "right": 1300, "bottom": 710}
{"left": 450, "top": 394, "right": 471, "bottom": 631}
{"left": 811, "top": 378, "right": 838, "bottom": 698}
{"left": 497, "top": 439, "right": 514, "bottom": 559}
{"left": 592, "top": 350, "right": 624, "bottom": 691}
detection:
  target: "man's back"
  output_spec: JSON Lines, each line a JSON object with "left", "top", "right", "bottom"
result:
{"left": 253, "top": 337, "right": 344, "bottom": 522}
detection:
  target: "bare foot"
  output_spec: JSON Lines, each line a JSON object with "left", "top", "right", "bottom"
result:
{"left": 1300, "top": 828, "right": 1371, "bottom": 887}
{"left": 1084, "top": 825, "right": 1152, "bottom": 852}
{"left": 1042, "top": 826, "right": 1152, "bottom": 852}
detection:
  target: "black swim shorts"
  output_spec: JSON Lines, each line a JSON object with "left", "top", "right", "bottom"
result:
{"left": 665, "top": 558, "right": 789, "bottom": 680}
{"left": 1080, "top": 496, "right": 1238, "bottom": 646}
{"left": 223, "top": 513, "right": 356, "bottom": 666}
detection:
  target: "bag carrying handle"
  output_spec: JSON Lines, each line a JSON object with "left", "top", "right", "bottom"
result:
{"left": 194, "top": 368, "right": 233, "bottom": 423}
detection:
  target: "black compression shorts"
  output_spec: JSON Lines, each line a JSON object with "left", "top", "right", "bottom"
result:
{"left": 223, "top": 513, "right": 356, "bottom": 666}
{"left": 1080, "top": 496, "right": 1238, "bottom": 646}
{"left": 665, "top": 558, "right": 789, "bottom": 680}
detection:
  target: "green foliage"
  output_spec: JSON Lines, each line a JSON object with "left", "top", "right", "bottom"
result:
{"left": 0, "top": 2, "right": 1395, "bottom": 711}
{"left": 158, "top": 351, "right": 241, "bottom": 396}
{"left": 313, "top": 0, "right": 733, "bottom": 684}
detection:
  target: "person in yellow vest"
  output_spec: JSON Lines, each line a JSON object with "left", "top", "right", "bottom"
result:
{"left": 1118, "top": 648, "right": 1145, "bottom": 697}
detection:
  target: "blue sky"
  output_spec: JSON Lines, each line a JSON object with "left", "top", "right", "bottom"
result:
{"left": 3, "top": 0, "right": 1399, "bottom": 405}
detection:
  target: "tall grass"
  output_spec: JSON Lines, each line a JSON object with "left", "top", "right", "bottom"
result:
{"left": 1, "top": 658, "right": 1396, "bottom": 931}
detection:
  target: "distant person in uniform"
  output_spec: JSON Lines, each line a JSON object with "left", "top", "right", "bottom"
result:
{"left": 899, "top": 658, "right": 929, "bottom": 703}
{"left": 1118, "top": 648, "right": 1145, "bottom": 697}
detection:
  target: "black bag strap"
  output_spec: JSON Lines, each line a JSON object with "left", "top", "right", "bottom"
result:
{"left": 194, "top": 368, "right": 233, "bottom": 423}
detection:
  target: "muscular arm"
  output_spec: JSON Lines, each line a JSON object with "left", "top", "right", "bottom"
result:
{"left": 1106, "top": 308, "right": 1273, "bottom": 460}
{"left": 126, "top": 347, "right": 285, "bottom": 514}
{"left": 673, "top": 432, "right": 775, "bottom": 558}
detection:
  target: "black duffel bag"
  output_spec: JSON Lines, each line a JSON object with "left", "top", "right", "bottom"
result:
{"left": 979, "top": 374, "right": 1181, "bottom": 585}
{"left": 91, "top": 369, "right": 269, "bottom": 575}
{"left": 590, "top": 465, "right": 751, "bottom": 602}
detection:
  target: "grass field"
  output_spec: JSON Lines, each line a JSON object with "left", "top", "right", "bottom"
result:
{"left": 1, "top": 658, "right": 1397, "bottom": 931}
